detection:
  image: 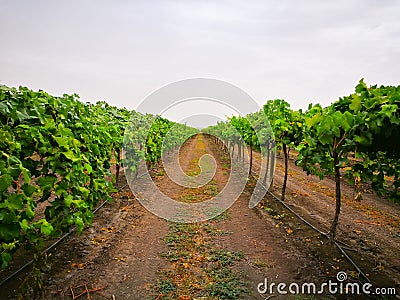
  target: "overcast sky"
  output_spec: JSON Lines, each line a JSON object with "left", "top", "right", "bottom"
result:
{"left": 1, "top": 1, "right": 399, "bottom": 125}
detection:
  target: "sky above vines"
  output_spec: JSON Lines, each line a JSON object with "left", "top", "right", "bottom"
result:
{"left": 1, "top": 0, "right": 399, "bottom": 125}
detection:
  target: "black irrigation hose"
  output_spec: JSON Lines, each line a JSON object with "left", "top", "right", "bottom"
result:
{"left": 0, "top": 183, "right": 128, "bottom": 287}
{"left": 265, "top": 186, "right": 329, "bottom": 238}
{"left": 247, "top": 170, "right": 371, "bottom": 283}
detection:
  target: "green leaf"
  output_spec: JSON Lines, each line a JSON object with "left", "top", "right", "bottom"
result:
{"left": 37, "top": 175, "right": 57, "bottom": 190}
{"left": 355, "top": 78, "right": 367, "bottom": 93}
{"left": 62, "top": 150, "right": 80, "bottom": 162}
{"left": 84, "top": 163, "right": 93, "bottom": 174}
{"left": 381, "top": 104, "right": 397, "bottom": 119}
{"left": 20, "top": 219, "right": 30, "bottom": 231}
{"left": 354, "top": 134, "right": 371, "bottom": 146}
{"left": 342, "top": 111, "right": 354, "bottom": 131}
{"left": 349, "top": 94, "right": 361, "bottom": 112}
{"left": 54, "top": 136, "right": 68, "bottom": 148}
{"left": 40, "top": 220, "right": 54, "bottom": 235}
{"left": 26, "top": 204, "right": 35, "bottom": 219}
{"left": 64, "top": 195, "right": 86, "bottom": 208}
{"left": 9, "top": 194, "right": 24, "bottom": 210}
{"left": 1, "top": 252, "right": 12, "bottom": 268}
{"left": 21, "top": 184, "right": 37, "bottom": 197}
{"left": 0, "top": 102, "right": 10, "bottom": 116}
{"left": 305, "top": 113, "right": 323, "bottom": 128}
{"left": 16, "top": 109, "right": 30, "bottom": 122}
{"left": 319, "top": 133, "right": 333, "bottom": 145}
{"left": 77, "top": 186, "right": 90, "bottom": 198}
{"left": 0, "top": 174, "right": 12, "bottom": 192}
{"left": 75, "top": 216, "right": 85, "bottom": 234}
{"left": 21, "top": 167, "right": 31, "bottom": 184}
{"left": 364, "top": 97, "right": 381, "bottom": 109}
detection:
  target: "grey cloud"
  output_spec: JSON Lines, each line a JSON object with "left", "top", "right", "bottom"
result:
{"left": 1, "top": 0, "right": 399, "bottom": 124}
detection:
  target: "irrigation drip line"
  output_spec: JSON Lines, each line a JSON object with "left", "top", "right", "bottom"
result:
{"left": 266, "top": 186, "right": 329, "bottom": 238}
{"left": 246, "top": 165, "right": 371, "bottom": 283}
{"left": 0, "top": 183, "right": 128, "bottom": 287}
{"left": 334, "top": 239, "right": 370, "bottom": 282}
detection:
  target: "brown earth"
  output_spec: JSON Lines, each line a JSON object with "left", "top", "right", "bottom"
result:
{"left": 0, "top": 134, "right": 399, "bottom": 299}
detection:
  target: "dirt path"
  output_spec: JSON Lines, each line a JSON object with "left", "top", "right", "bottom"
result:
{"left": 2, "top": 134, "right": 399, "bottom": 299}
